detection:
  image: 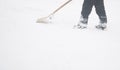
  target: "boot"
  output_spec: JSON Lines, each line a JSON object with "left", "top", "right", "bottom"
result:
{"left": 75, "top": 18, "right": 88, "bottom": 29}
{"left": 96, "top": 23, "right": 107, "bottom": 30}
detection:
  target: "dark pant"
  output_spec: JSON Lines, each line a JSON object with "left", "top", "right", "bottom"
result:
{"left": 81, "top": 0, "right": 107, "bottom": 23}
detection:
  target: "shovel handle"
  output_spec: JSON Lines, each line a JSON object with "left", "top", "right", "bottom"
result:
{"left": 48, "top": 0, "right": 72, "bottom": 17}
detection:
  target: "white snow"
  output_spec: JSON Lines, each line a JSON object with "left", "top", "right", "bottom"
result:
{"left": 0, "top": 0, "right": 120, "bottom": 70}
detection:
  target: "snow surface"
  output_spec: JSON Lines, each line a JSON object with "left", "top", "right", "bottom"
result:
{"left": 0, "top": 0, "right": 120, "bottom": 70}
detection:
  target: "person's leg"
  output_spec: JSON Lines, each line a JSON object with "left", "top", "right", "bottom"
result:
{"left": 94, "top": 0, "right": 107, "bottom": 23}
{"left": 75, "top": 0, "right": 94, "bottom": 29}
{"left": 94, "top": 0, "right": 107, "bottom": 30}
{"left": 81, "top": 0, "right": 94, "bottom": 24}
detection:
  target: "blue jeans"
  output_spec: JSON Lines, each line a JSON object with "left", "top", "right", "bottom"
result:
{"left": 81, "top": 0, "right": 107, "bottom": 23}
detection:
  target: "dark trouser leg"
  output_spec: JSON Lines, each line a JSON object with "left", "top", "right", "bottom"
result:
{"left": 94, "top": 0, "right": 107, "bottom": 23}
{"left": 81, "top": 0, "right": 94, "bottom": 24}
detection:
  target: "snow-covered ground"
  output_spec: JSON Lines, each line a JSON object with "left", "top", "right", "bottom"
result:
{"left": 0, "top": 0, "right": 120, "bottom": 70}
